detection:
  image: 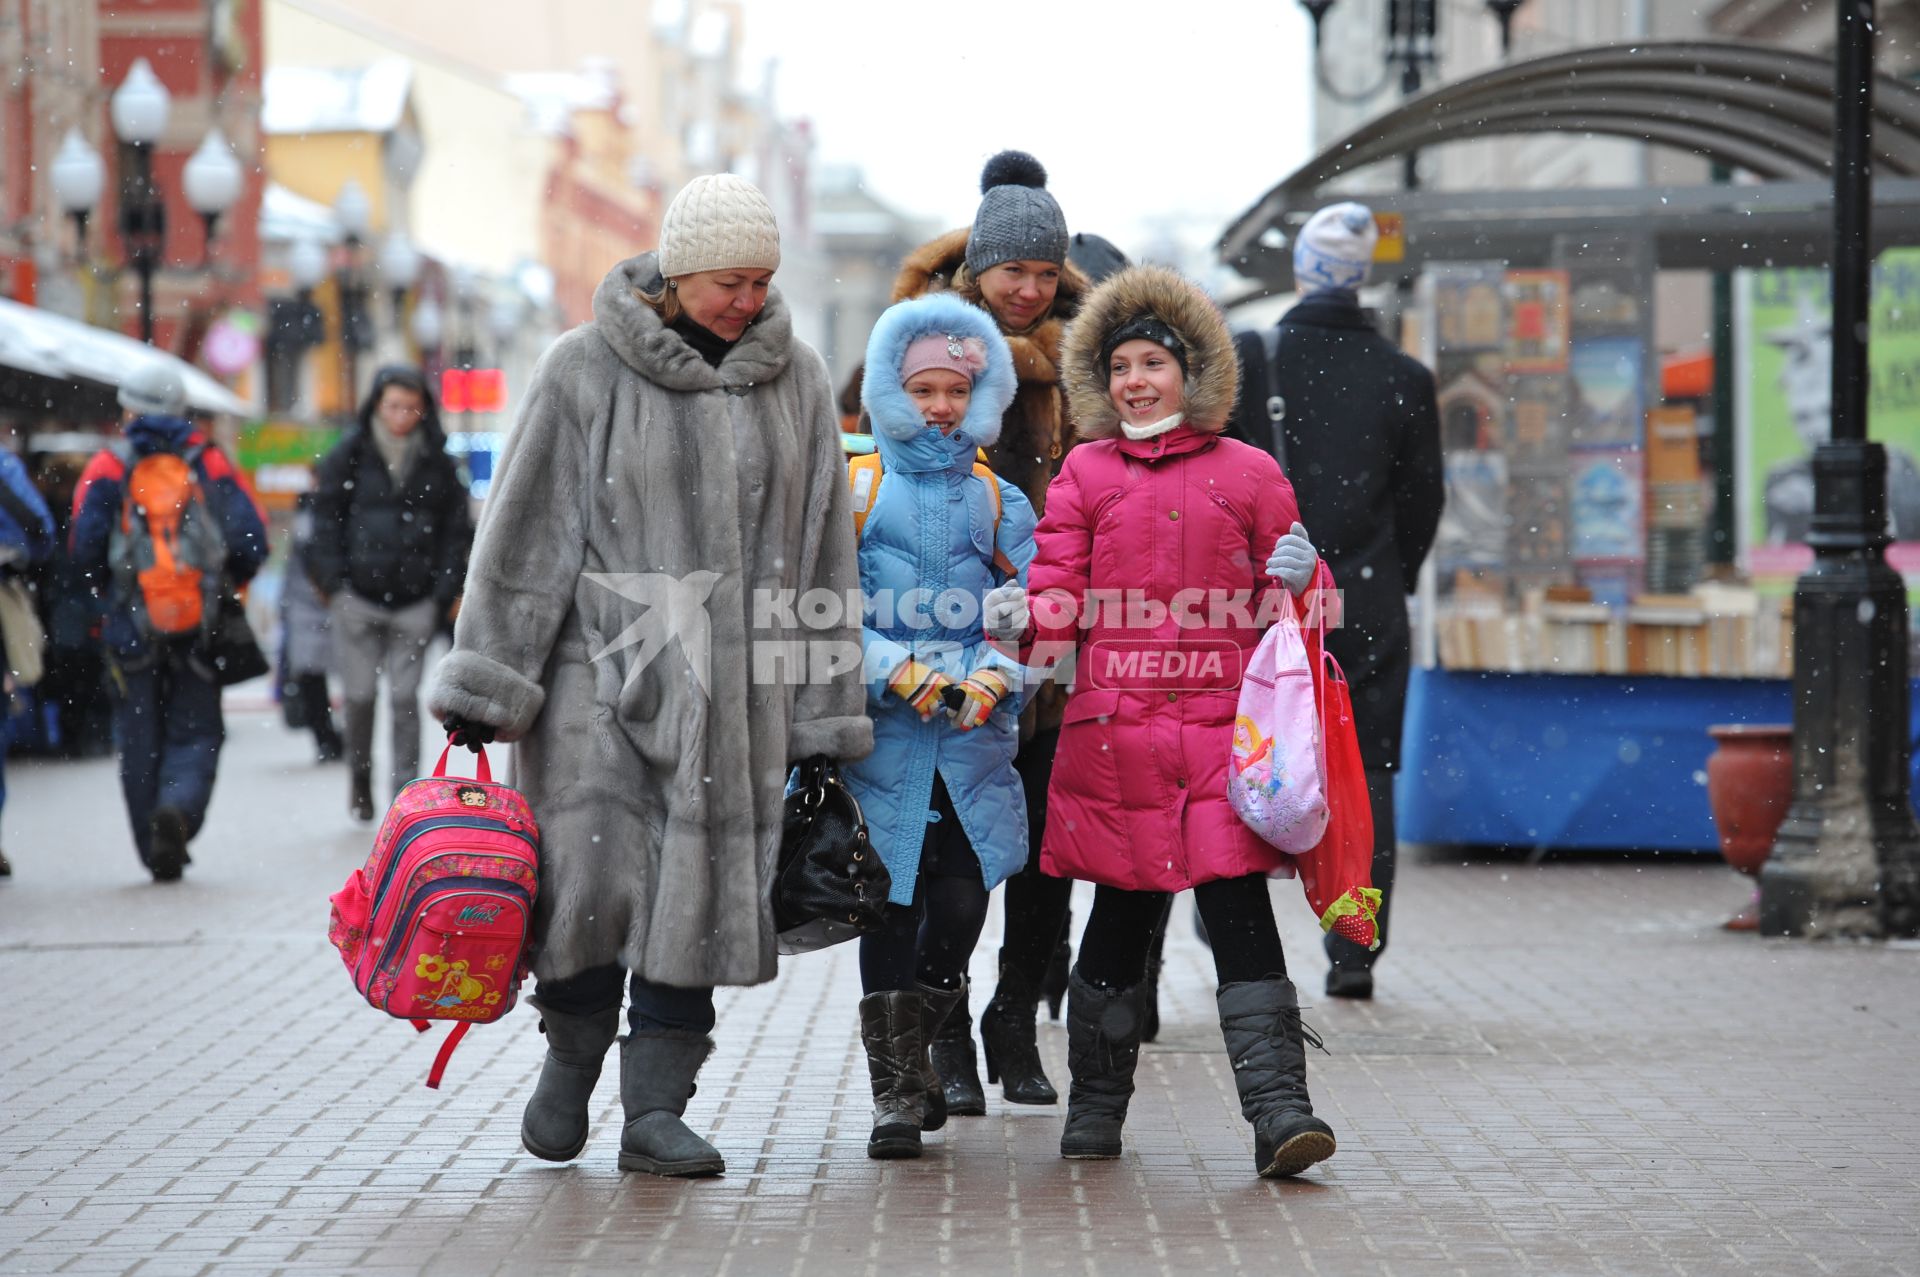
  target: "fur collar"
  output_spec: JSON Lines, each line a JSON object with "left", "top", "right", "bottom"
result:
{"left": 862, "top": 293, "right": 1017, "bottom": 449}
{"left": 1061, "top": 266, "right": 1238, "bottom": 441}
{"left": 591, "top": 252, "right": 793, "bottom": 393}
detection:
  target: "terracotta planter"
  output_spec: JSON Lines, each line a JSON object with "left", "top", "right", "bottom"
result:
{"left": 1705, "top": 724, "right": 1794, "bottom": 929}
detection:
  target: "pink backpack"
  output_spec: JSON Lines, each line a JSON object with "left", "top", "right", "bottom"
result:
{"left": 328, "top": 745, "right": 540, "bottom": 1088}
{"left": 1228, "top": 601, "right": 1330, "bottom": 853}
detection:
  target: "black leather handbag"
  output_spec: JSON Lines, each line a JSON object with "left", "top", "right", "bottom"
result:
{"left": 205, "top": 592, "right": 269, "bottom": 687}
{"left": 774, "top": 756, "right": 890, "bottom": 955}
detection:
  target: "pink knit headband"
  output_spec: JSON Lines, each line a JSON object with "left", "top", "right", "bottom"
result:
{"left": 901, "top": 332, "right": 989, "bottom": 385}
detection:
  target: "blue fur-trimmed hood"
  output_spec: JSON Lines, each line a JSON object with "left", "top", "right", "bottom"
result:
{"left": 861, "top": 295, "right": 1016, "bottom": 468}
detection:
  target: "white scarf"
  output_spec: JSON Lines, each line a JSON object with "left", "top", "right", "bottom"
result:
{"left": 1121, "top": 411, "right": 1184, "bottom": 442}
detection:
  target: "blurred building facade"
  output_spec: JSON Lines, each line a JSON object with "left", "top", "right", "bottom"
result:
{"left": 0, "top": 0, "right": 265, "bottom": 366}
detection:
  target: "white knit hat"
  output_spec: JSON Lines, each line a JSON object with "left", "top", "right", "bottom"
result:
{"left": 657, "top": 173, "right": 782, "bottom": 278}
{"left": 1293, "top": 202, "right": 1379, "bottom": 295}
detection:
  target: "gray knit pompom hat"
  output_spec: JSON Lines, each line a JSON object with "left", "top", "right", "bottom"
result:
{"left": 965, "top": 150, "right": 1068, "bottom": 276}
{"left": 657, "top": 173, "right": 782, "bottom": 277}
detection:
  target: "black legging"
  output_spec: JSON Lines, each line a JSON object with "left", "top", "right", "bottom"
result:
{"left": 859, "top": 776, "right": 991, "bottom": 993}
{"left": 1076, "top": 873, "right": 1288, "bottom": 991}
{"left": 999, "top": 728, "right": 1074, "bottom": 977}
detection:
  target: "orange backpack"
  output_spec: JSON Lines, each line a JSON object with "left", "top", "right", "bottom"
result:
{"left": 108, "top": 444, "right": 228, "bottom": 638}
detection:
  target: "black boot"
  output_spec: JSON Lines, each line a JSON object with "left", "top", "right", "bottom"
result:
{"left": 618, "top": 1031, "right": 726, "bottom": 1177}
{"left": 350, "top": 767, "right": 375, "bottom": 823}
{"left": 929, "top": 982, "right": 987, "bottom": 1117}
{"left": 520, "top": 1001, "right": 620, "bottom": 1161}
{"left": 1216, "top": 977, "right": 1337, "bottom": 1179}
{"left": 859, "top": 990, "right": 927, "bottom": 1159}
{"left": 1041, "top": 909, "right": 1072, "bottom": 1020}
{"left": 147, "top": 807, "right": 191, "bottom": 883}
{"left": 980, "top": 953, "right": 1059, "bottom": 1105}
{"left": 345, "top": 699, "right": 376, "bottom": 821}
{"left": 1060, "top": 970, "right": 1145, "bottom": 1160}
{"left": 919, "top": 982, "right": 979, "bottom": 1120}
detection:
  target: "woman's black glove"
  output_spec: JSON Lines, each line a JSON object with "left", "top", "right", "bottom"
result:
{"left": 443, "top": 713, "right": 497, "bottom": 753}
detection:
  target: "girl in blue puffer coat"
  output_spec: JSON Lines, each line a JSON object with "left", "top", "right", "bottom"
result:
{"left": 843, "top": 293, "right": 1037, "bottom": 1160}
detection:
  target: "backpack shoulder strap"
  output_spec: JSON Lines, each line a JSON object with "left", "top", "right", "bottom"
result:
{"left": 972, "top": 453, "right": 1016, "bottom": 579}
{"left": 848, "top": 452, "right": 883, "bottom": 542}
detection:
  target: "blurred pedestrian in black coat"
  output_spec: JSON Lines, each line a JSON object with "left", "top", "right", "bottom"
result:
{"left": 1229, "top": 202, "right": 1444, "bottom": 1000}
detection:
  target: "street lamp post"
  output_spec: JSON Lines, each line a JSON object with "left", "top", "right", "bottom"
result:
{"left": 51, "top": 128, "right": 105, "bottom": 252}
{"left": 109, "top": 58, "right": 170, "bottom": 343}
{"left": 1760, "top": 0, "right": 1920, "bottom": 938}
{"left": 378, "top": 232, "right": 420, "bottom": 330}
{"left": 332, "top": 179, "right": 374, "bottom": 415}
{"left": 182, "top": 129, "right": 244, "bottom": 268}
{"left": 58, "top": 61, "right": 241, "bottom": 344}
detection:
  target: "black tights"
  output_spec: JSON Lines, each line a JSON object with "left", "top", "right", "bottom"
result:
{"left": 859, "top": 872, "right": 990, "bottom": 993}
{"left": 999, "top": 728, "right": 1074, "bottom": 978}
{"left": 858, "top": 776, "right": 990, "bottom": 993}
{"left": 1076, "top": 874, "right": 1287, "bottom": 991}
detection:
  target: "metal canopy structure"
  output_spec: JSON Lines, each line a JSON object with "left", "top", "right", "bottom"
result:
{"left": 1219, "top": 40, "right": 1920, "bottom": 291}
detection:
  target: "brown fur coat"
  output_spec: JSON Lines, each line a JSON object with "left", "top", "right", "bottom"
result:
{"left": 890, "top": 227, "right": 1089, "bottom": 518}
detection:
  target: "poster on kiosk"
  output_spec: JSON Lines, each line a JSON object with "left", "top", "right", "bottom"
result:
{"left": 1738, "top": 249, "right": 1920, "bottom": 582}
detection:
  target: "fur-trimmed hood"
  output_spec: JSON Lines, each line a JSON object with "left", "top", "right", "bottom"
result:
{"left": 1062, "top": 265, "right": 1238, "bottom": 440}
{"left": 861, "top": 294, "right": 1017, "bottom": 461}
{"left": 591, "top": 251, "right": 793, "bottom": 392}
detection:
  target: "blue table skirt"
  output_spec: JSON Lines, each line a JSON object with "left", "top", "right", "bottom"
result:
{"left": 1394, "top": 667, "right": 1920, "bottom": 851}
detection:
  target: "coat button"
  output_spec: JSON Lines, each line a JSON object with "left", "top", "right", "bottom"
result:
{"left": 1176, "top": 777, "right": 1187, "bottom": 788}
{"left": 1168, "top": 510, "right": 1180, "bottom": 521}
{"left": 1167, "top": 691, "right": 1178, "bottom": 702}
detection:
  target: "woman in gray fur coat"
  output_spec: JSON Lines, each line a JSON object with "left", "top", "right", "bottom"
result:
{"left": 426, "top": 174, "right": 872, "bottom": 1179}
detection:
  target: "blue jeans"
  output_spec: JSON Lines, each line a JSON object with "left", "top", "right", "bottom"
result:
{"left": 533, "top": 965, "right": 716, "bottom": 1036}
{"left": 0, "top": 698, "right": 13, "bottom": 824}
{"left": 111, "top": 650, "right": 225, "bottom": 864}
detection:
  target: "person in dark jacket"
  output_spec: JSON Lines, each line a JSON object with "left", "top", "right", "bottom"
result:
{"left": 70, "top": 363, "right": 270, "bottom": 881}
{"left": 309, "top": 366, "right": 472, "bottom": 820}
{"left": 0, "top": 444, "right": 55, "bottom": 879}
{"left": 1229, "top": 202, "right": 1444, "bottom": 1000}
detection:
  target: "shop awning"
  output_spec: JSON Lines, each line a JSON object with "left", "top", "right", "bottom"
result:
{"left": 1219, "top": 41, "right": 1920, "bottom": 292}
{"left": 0, "top": 297, "right": 249, "bottom": 416}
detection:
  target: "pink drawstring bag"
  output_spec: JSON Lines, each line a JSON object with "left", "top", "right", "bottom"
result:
{"left": 1228, "top": 601, "right": 1329, "bottom": 853}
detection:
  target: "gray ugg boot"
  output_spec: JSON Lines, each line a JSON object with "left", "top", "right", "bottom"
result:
{"left": 914, "top": 982, "right": 966, "bottom": 1131}
{"left": 859, "top": 990, "right": 928, "bottom": 1159}
{"left": 520, "top": 1001, "right": 620, "bottom": 1162}
{"left": 1216, "top": 977, "right": 1337, "bottom": 1178}
{"left": 1059, "top": 970, "right": 1146, "bottom": 1160}
{"left": 617, "top": 1031, "right": 726, "bottom": 1177}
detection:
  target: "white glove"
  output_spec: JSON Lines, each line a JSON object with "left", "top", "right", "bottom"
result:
{"left": 1266, "top": 522, "right": 1319, "bottom": 594}
{"left": 983, "top": 582, "right": 1030, "bottom": 642}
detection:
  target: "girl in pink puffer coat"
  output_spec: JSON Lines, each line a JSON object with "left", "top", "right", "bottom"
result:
{"left": 984, "top": 266, "right": 1339, "bottom": 1179}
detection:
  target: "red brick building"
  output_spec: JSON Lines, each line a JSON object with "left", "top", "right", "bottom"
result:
{"left": 0, "top": 0, "right": 265, "bottom": 360}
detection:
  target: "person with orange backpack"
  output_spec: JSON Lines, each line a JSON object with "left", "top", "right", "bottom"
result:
{"left": 70, "top": 363, "right": 268, "bottom": 882}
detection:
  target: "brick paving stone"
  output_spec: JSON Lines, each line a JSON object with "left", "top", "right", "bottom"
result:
{"left": 4, "top": 698, "right": 1920, "bottom": 1274}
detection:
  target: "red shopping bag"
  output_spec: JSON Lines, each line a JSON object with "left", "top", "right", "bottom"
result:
{"left": 1296, "top": 648, "right": 1382, "bottom": 949}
